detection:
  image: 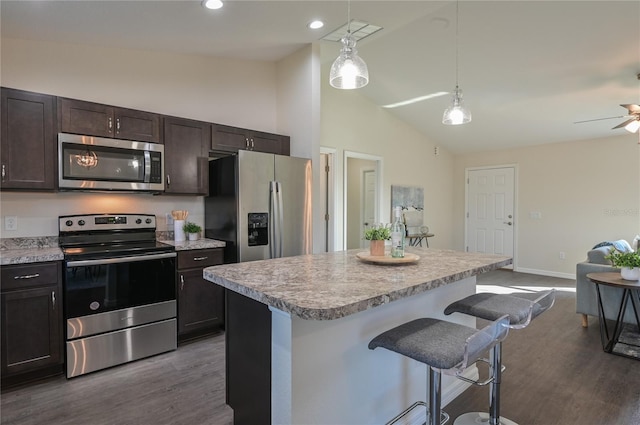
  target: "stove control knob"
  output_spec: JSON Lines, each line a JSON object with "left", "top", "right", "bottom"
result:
{"left": 145, "top": 218, "right": 152, "bottom": 224}
{"left": 78, "top": 220, "right": 85, "bottom": 226}
{"left": 136, "top": 218, "right": 142, "bottom": 224}
{"left": 65, "top": 220, "right": 73, "bottom": 227}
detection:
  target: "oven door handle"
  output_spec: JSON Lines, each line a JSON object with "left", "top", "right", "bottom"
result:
{"left": 66, "top": 252, "right": 176, "bottom": 267}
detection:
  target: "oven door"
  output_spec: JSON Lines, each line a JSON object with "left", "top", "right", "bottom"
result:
{"left": 64, "top": 252, "right": 176, "bottom": 338}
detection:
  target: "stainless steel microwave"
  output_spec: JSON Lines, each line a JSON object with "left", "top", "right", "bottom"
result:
{"left": 58, "top": 133, "right": 164, "bottom": 192}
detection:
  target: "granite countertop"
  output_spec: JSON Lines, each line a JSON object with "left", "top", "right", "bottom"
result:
{"left": 0, "top": 237, "right": 226, "bottom": 265}
{"left": 158, "top": 238, "right": 226, "bottom": 251}
{"left": 203, "top": 248, "right": 512, "bottom": 320}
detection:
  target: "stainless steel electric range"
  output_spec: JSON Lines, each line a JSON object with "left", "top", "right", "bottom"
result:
{"left": 59, "top": 213, "right": 177, "bottom": 378}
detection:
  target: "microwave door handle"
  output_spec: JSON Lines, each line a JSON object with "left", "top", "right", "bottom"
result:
{"left": 143, "top": 151, "right": 151, "bottom": 183}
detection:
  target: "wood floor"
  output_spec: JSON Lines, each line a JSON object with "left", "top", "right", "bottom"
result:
{"left": 2, "top": 270, "right": 639, "bottom": 425}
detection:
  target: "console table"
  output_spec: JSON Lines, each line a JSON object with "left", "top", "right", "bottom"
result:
{"left": 587, "top": 272, "right": 640, "bottom": 360}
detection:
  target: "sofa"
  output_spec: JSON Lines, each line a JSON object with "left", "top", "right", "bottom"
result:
{"left": 576, "top": 243, "right": 637, "bottom": 327}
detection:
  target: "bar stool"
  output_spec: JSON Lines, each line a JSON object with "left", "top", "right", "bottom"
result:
{"left": 444, "top": 290, "right": 556, "bottom": 425}
{"left": 368, "top": 315, "right": 510, "bottom": 425}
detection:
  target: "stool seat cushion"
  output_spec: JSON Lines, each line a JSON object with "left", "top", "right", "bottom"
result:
{"left": 368, "top": 318, "right": 478, "bottom": 370}
{"left": 444, "top": 293, "right": 539, "bottom": 326}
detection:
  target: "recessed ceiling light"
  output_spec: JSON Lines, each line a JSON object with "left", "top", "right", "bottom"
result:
{"left": 308, "top": 20, "right": 324, "bottom": 30}
{"left": 202, "top": 0, "right": 223, "bottom": 10}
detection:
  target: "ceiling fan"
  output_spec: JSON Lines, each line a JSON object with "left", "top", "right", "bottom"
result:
{"left": 574, "top": 73, "right": 640, "bottom": 134}
{"left": 574, "top": 103, "right": 640, "bottom": 133}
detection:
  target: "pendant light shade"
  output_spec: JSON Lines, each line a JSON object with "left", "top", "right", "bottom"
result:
{"left": 329, "top": 0, "right": 369, "bottom": 90}
{"left": 442, "top": 0, "right": 471, "bottom": 125}
{"left": 329, "top": 33, "right": 369, "bottom": 90}
{"left": 443, "top": 86, "right": 472, "bottom": 125}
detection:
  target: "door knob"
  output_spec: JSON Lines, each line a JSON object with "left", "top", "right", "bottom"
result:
{"left": 504, "top": 221, "right": 512, "bottom": 226}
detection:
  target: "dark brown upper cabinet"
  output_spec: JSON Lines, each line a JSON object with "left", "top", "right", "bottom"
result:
{"left": 163, "top": 116, "right": 211, "bottom": 195}
{"left": 58, "top": 97, "right": 161, "bottom": 143}
{"left": 0, "top": 88, "right": 57, "bottom": 191}
{"left": 212, "top": 124, "right": 290, "bottom": 156}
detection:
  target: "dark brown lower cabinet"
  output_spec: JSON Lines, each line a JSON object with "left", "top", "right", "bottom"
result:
{"left": 225, "top": 290, "right": 272, "bottom": 425}
{"left": 1, "top": 262, "right": 63, "bottom": 388}
{"left": 177, "top": 249, "right": 225, "bottom": 340}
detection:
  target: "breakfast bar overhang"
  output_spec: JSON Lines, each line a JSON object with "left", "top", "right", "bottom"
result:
{"left": 203, "top": 248, "right": 512, "bottom": 424}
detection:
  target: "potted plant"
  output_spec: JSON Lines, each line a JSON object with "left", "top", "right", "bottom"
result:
{"left": 364, "top": 224, "right": 391, "bottom": 256}
{"left": 606, "top": 249, "right": 640, "bottom": 280}
{"left": 183, "top": 222, "right": 202, "bottom": 241}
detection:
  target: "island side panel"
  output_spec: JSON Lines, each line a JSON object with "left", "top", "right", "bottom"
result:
{"left": 271, "top": 276, "right": 477, "bottom": 425}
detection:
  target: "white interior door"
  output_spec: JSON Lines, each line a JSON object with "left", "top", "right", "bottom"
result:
{"left": 466, "top": 167, "right": 515, "bottom": 264}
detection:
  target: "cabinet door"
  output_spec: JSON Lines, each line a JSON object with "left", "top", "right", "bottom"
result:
{"left": 59, "top": 97, "right": 113, "bottom": 138}
{"left": 211, "top": 124, "right": 250, "bottom": 153}
{"left": 251, "top": 131, "right": 290, "bottom": 155}
{"left": 1, "top": 284, "right": 62, "bottom": 376}
{"left": 177, "top": 269, "right": 224, "bottom": 336}
{"left": 0, "top": 88, "right": 56, "bottom": 190}
{"left": 114, "top": 107, "right": 161, "bottom": 143}
{"left": 164, "top": 117, "right": 211, "bottom": 195}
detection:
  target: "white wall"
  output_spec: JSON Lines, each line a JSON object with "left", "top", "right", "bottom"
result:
{"left": 453, "top": 134, "right": 640, "bottom": 278}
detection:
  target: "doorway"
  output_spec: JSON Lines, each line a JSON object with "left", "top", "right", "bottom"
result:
{"left": 465, "top": 166, "right": 516, "bottom": 267}
{"left": 344, "top": 151, "right": 383, "bottom": 250}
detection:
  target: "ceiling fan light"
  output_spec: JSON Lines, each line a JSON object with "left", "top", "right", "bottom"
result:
{"left": 624, "top": 118, "right": 640, "bottom": 133}
{"left": 442, "top": 87, "right": 471, "bottom": 125}
{"left": 329, "top": 33, "right": 369, "bottom": 90}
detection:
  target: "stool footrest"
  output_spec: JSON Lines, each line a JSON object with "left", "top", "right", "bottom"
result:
{"left": 454, "top": 358, "right": 506, "bottom": 387}
{"left": 386, "top": 401, "right": 450, "bottom": 425}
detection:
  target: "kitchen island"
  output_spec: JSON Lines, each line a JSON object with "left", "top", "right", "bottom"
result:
{"left": 203, "top": 247, "right": 512, "bottom": 425}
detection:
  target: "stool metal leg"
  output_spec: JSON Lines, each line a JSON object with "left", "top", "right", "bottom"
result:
{"left": 453, "top": 342, "right": 517, "bottom": 425}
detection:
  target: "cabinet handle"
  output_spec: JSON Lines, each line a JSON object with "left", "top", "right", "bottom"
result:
{"left": 250, "top": 138, "right": 255, "bottom": 150}
{"left": 193, "top": 256, "right": 208, "bottom": 261}
{"left": 14, "top": 273, "right": 40, "bottom": 280}
{"left": 166, "top": 174, "right": 171, "bottom": 186}
{"left": 51, "top": 291, "right": 56, "bottom": 309}
{"left": 180, "top": 274, "right": 184, "bottom": 291}
{"left": 116, "top": 118, "right": 121, "bottom": 134}
{"left": 245, "top": 137, "right": 249, "bottom": 149}
{"left": 1, "top": 164, "right": 5, "bottom": 182}
{"left": 108, "top": 117, "right": 113, "bottom": 133}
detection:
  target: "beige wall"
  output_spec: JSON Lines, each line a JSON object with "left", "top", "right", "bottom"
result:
{"left": 454, "top": 134, "right": 640, "bottom": 278}
{"left": 320, "top": 73, "right": 456, "bottom": 250}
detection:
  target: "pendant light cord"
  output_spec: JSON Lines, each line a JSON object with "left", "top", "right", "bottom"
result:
{"left": 455, "top": 0, "right": 460, "bottom": 88}
{"left": 347, "top": 0, "right": 351, "bottom": 34}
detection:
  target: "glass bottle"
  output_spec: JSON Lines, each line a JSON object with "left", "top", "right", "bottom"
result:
{"left": 391, "top": 206, "right": 405, "bottom": 258}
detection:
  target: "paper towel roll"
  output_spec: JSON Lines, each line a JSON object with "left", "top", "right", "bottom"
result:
{"left": 174, "top": 220, "right": 185, "bottom": 242}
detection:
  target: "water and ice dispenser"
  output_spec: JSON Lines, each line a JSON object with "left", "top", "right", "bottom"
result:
{"left": 248, "top": 213, "right": 268, "bottom": 246}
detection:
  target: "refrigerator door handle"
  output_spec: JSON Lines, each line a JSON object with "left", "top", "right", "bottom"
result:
{"left": 276, "top": 181, "right": 284, "bottom": 258}
{"left": 269, "top": 181, "right": 277, "bottom": 259}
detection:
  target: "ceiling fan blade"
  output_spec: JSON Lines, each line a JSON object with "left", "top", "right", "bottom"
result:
{"left": 612, "top": 118, "right": 636, "bottom": 130}
{"left": 621, "top": 104, "right": 640, "bottom": 114}
{"left": 573, "top": 115, "right": 625, "bottom": 124}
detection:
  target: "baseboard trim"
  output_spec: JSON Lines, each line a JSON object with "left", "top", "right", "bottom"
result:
{"left": 514, "top": 267, "right": 575, "bottom": 280}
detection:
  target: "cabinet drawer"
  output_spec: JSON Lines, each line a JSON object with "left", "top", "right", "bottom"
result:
{"left": 1, "top": 262, "right": 60, "bottom": 291}
{"left": 177, "top": 249, "right": 223, "bottom": 270}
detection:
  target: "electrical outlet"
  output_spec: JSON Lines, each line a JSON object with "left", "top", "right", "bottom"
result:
{"left": 166, "top": 213, "right": 174, "bottom": 228}
{"left": 559, "top": 251, "right": 565, "bottom": 260}
{"left": 4, "top": 216, "right": 17, "bottom": 231}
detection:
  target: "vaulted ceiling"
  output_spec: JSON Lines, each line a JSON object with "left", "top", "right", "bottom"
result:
{"left": 2, "top": 1, "right": 639, "bottom": 153}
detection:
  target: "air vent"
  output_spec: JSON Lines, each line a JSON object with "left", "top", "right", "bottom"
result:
{"left": 322, "top": 20, "right": 382, "bottom": 42}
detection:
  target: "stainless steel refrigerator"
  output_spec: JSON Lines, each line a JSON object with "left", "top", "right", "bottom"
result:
{"left": 205, "top": 150, "right": 312, "bottom": 263}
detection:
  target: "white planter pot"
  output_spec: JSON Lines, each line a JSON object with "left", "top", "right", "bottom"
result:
{"left": 188, "top": 233, "right": 199, "bottom": 241}
{"left": 620, "top": 267, "right": 640, "bottom": 281}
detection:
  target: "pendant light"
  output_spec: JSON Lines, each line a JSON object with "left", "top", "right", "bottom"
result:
{"left": 443, "top": 0, "right": 471, "bottom": 125}
{"left": 329, "top": 0, "right": 369, "bottom": 90}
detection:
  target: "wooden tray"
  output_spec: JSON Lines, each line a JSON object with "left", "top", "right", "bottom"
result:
{"left": 356, "top": 252, "right": 420, "bottom": 265}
